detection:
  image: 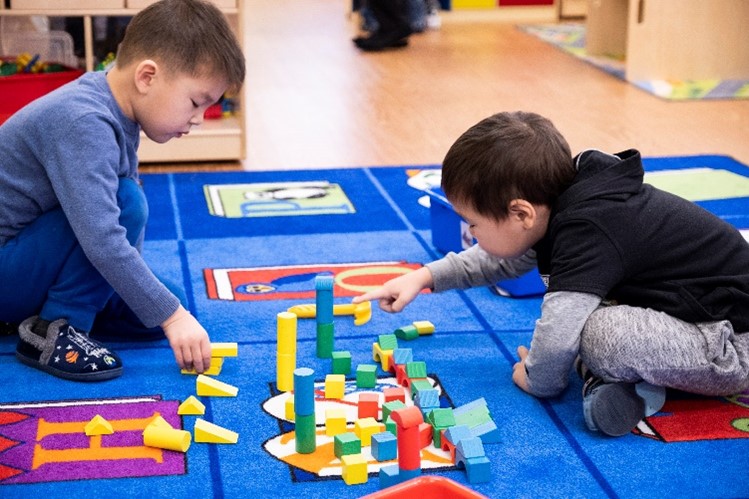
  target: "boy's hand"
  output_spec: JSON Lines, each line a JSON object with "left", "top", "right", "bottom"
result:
{"left": 161, "top": 306, "right": 212, "bottom": 373}
{"left": 512, "top": 345, "right": 531, "bottom": 393}
{"left": 353, "top": 266, "right": 434, "bottom": 313}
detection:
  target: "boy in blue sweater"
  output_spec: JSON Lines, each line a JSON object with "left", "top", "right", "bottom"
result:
{"left": 0, "top": 0, "right": 245, "bottom": 381}
{"left": 356, "top": 111, "right": 749, "bottom": 436}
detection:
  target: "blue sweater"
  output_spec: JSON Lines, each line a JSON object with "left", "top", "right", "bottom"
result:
{"left": 0, "top": 71, "right": 179, "bottom": 328}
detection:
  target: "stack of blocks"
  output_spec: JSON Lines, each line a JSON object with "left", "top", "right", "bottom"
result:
{"left": 293, "top": 367, "right": 317, "bottom": 454}
{"left": 315, "top": 275, "right": 335, "bottom": 358}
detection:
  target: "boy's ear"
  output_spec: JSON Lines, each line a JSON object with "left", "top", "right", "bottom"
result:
{"left": 133, "top": 60, "right": 159, "bottom": 94}
{"left": 509, "top": 199, "right": 536, "bottom": 228}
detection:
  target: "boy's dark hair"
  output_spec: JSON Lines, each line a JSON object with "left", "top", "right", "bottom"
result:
{"left": 116, "top": 0, "right": 245, "bottom": 93}
{"left": 442, "top": 111, "right": 574, "bottom": 220}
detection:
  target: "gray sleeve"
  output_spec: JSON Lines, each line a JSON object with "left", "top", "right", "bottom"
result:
{"left": 524, "top": 291, "right": 602, "bottom": 398}
{"left": 426, "top": 245, "right": 538, "bottom": 292}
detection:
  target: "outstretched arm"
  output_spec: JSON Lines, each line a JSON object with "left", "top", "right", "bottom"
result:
{"left": 353, "top": 266, "right": 434, "bottom": 313}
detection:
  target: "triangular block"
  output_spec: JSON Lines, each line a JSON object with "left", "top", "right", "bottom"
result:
{"left": 144, "top": 415, "right": 173, "bottom": 432}
{"left": 178, "top": 395, "right": 206, "bottom": 415}
{"left": 194, "top": 418, "right": 239, "bottom": 444}
{"left": 196, "top": 374, "right": 239, "bottom": 397}
{"left": 84, "top": 415, "right": 114, "bottom": 436}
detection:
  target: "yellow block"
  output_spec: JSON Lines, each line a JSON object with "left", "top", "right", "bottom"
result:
{"left": 277, "top": 312, "right": 297, "bottom": 354}
{"left": 325, "top": 408, "right": 347, "bottom": 437}
{"left": 84, "top": 415, "right": 113, "bottom": 436}
{"left": 354, "top": 417, "right": 384, "bottom": 446}
{"left": 196, "top": 374, "right": 239, "bottom": 397}
{"left": 181, "top": 357, "right": 224, "bottom": 376}
{"left": 276, "top": 352, "right": 296, "bottom": 392}
{"left": 412, "top": 320, "right": 435, "bottom": 335}
{"left": 145, "top": 415, "right": 173, "bottom": 430}
{"left": 452, "top": 0, "right": 496, "bottom": 8}
{"left": 341, "top": 454, "right": 368, "bottom": 485}
{"left": 178, "top": 395, "right": 206, "bottom": 416}
{"left": 285, "top": 395, "right": 295, "bottom": 421}
{"left": 325, "top": 374, "right": 346, "bottom": 399}
{"left": 143, "top": 423, "right": 192, "bottom": 452}
{"left": 194, "top": 418, "right": 238, "bottom": 444}
{"left": 211, "top": 342, "right": 238, "bottom": 357}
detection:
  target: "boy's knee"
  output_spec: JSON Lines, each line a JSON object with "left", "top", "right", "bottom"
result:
{"left": 116, "top": 178, "right": 148, "bottom": 238}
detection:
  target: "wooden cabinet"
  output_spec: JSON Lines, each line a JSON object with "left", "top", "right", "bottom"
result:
{"left": 586, "top": 0, "right": 749, "bottom": 82}
{"left": 0, "top": 0, "right": 245, "bottom": 163}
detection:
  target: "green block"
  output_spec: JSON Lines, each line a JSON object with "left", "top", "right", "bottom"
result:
{"left": 410, "top": 379, "right": 432, "bottom": 397}
{"left": 406, "top": 361, "right": 427, "bottom": 379}
{"left": 394, "top": 325, "right": 419, "bottom": 341}
{"left": 378, "top": 333, "right": 398, "bottom": 351}
{"left": 331, "top": 351, "right": 352, "bottom": 375}
{"left": 427, "top": 408, "right": 456, "bottom": 428}
{"left": 382, "top": 400, "right": 406, "bottom": 421}
{"left": 356, "top": 364, "right": 377, "bottom": 388}
{"left": 316, "top": 322, "right": 334, "bottom": 358}
{"left": 384, "top": 416, "right": 398, "bottom": 436}
{"left": 334, "top": 432, "right": 361, "bottom": 458}
{"left": 295, "top": 413, "right": 317, "bottom": 454}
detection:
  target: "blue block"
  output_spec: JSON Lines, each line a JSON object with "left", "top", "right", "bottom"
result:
{"left": 443, "top": 425, "right": 472, "bottom": 446}
{"left": 371, "top": 431, "right": 397, "bottom": 461}
{"left": 392, "top": 348, "right": 413, "bottom": 365}
{"left": 378, "top": 464, "right": 402, "bottom": 489}
{"left": 464, "top": 456, "right": 491, "bottom": 484}
{"left": 414, "top": 388, "right": 439, "bottom": 409}
{"left": 314, "top": 275, "right": 334, "bottom": 324}
{"left": 293, "top": 367, "right": 315, "bottom": 416}
{"left": 472, "top": 420, "right": 501, "bottom": 444}
{"left": 456, "top": 436, "right": 485, "bottom": 461}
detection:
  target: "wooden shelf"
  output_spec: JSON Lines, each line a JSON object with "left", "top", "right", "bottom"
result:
{"left": 0, "top": 0, "right": 245, "bottom": 164}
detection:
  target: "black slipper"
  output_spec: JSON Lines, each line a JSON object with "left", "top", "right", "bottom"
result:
{"left": 16, "top": 316, "right": 123, "bottom": 381}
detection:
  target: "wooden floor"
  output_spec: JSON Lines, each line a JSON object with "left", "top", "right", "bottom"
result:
{"left": 142, "top": 0, "right": 749, "bottom": 173}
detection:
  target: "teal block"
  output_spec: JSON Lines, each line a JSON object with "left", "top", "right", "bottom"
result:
{"left": 356, "top": 364, "right": 377, "bottom": 388}
{"left": 331, "top": 350, "right": 352, "bottom": 375}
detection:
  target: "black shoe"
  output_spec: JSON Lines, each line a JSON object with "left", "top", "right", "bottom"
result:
{"left": 16, "top": 316, "right": 123, "bottom": 381}
{"left": 354, "top": 28, "right": 411, "bottom": 51}
{"left": 582, "top": 376, "right": 645, "bottom": 436}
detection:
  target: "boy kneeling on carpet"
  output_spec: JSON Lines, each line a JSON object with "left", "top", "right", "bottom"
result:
{"left": 355, "top": 111, "right": 749, "bottom": 436}
{"left": 0, "top": 0, "right": 245, "bottom": 381}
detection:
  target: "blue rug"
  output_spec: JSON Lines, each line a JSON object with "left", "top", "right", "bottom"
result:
{"left": 1, "top": 155, "right": 749, "bottom": 498}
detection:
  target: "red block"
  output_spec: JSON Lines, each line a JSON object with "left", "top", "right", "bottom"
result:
{"left": 394, "top": 364, "right": 408, "bottom": 386}
{"left": 392, "top": 406, "right": 424, "bottom": 471}
{"left": 358, "top": 392, "right": 380, "bottom": 419}
{"left": 418, "top": 422, "right": 433, "bottom": 449}
{"left": 383, "top": 386, "right": 406, "bottom": 404}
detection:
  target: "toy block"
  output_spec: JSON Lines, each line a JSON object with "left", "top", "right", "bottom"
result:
{"left": 443, "top": 425, "right": 473, "bottom": 448}
{"left": 456, "top": 436, "right": 486, "bottom": 461}
{"left": 390, "top": 406, "right": 424, "bottom": 430}
{"left": 293, "top": 367, "right": 315, "bottom": 416}
{"left": 316, "top": 322, "right": 335, "bottom": 358}
{"left": 383, "top": 387, "right": 406, "bottom": 404}
{"left": 315, "top": 275, "right": 335, "bottom": 322}
{"left": 378, "top": 333, "right": 398, "bottom": 351}
{"left": 143, "top": 423, "right": 191, "bottom": 452}
{"left": 277, "top": 311, "right": 297, "bottom": 353}
{"left": 356, "top": 364, "right": 378, "bottom": 388}
{"left": 325, "top": 408, "right": 347, "bottom": 437}
{"left": 394, "top": 364, "right": 409, "bottom": 386}
{"left": 181, "top": 356, "right": 224, "bottom": 375}
{"left": 286, "top": 300, "right": 372, "bottom": 326}
{"left": 355, "top": 417, "right": 384, "bottom": 446}
{"left": 341, "top": 453, "right": 368, "bottom": 485}
{"left": 285, "top": 395, "right": 295, "bottom": 421}
{"left": 194, "top": 418, "right": 238, "bottom": 444}
{"left": 178, "top": 395, "right": 206, "bottom": 416}
{"left": 406, "top": 361, "right": 427, "bottom": 379}
{"left": 196, "top": 374, "right": 238, "bottom": 397}
{"left": 391, "top": 407, "right": 424, "bottom": 471}
{"left": 394, "top": 325, "right": 419, "bottom": 341}
{"left": 371, "top": 431, "right": 397, "bottom": 461}
{"left": 463, "top": 456, "right": 491, "bottom": 484}
{"left": 384, "top": 415, "right": 397, "bottom": 436}
{"left": 331, "top": 350, "right": 352, "bottom": 375}
{"left": 472, "top": 419, "right": 501, "bottom": 444}
{"left": 358, "top": 392, "right": 380, "bottom": 419}
{"left": 372, "top": 342, "right": 394, "bottom": 372}
{"left": 146, "top": 415, "right": 172, "bottom": 430}
{"left": 392, "top": 348, "right": 413, "bottom": 365}
{"left": 414, "top": 388, "right": 439, "bottom": 411}
{"left": 418, "top": 422, "right": 433, "bottom": 449}
{"left": 325, "top": 374, "right": 346, "bottom": 399}
{"left": 85, "top": 415, "right": 113, "bottom": 436}
{"left": 334, "top": 432, "right": 361, "bottom": 458}
{"left": 453, "top": 397, "right": 491, "bottom": 423}
{"left": 412, "top": 320, "right": 435, "bottom": 335}
{"left": 382, "top": 400, "right": 406, "bottom": 421}
{"left": 379, "top": 463, "right": 402, "bottom": 489}
{"left": 211, "top": 342, "right": 239, "bottom": 357}
{"left": 410, "top": 379, "right": 432, "bottom": 397}
{"left": 294, "top": 413, "right": 317, "bottom": 454}
{"left": 276, "top": 352, "right": 296, "bottom": 392}
{"left": 427, "top": 408, "right": 456, "bottom": 447}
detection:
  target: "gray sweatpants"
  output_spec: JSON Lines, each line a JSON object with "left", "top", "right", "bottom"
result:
{"left": 579, "top": 305, "right": 749, "bottom": 396}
